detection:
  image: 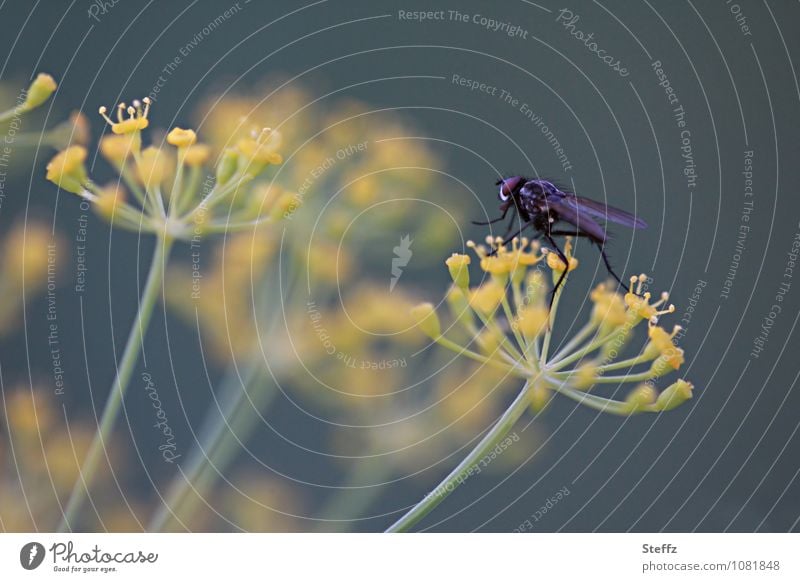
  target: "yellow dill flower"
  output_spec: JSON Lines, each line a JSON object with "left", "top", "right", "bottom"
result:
{"left": 529, "top": 381, "right": 551, "bottom": 412}
{"left": 99, "top": 133, "right": 138, "bottom": 165}
{"left": 476, "top": 326, "right": 505, "bottom": 356}
{"left": 345, "top": 176, "right": 378, "bottom": 206}
{"left": 445, "top": 253, "right": 471, "bottom": 289}
{"left": 410, "top": 303, "right": 440, "bottom": 339}
{"left": 269, "top": 191, "right": 302, "bottom": 221}
{"left": 93, "top": 183, "right": 127, "bottom": 221}
{"left": 414, "top": 244, "right": 693, "bottom": 422}
{"left": 469, "top": 281, "right": 505, "bottom": 316}
{"left": 45, "top": 145, "right": 88, "bottom": 194}
{"left": 625, "top": 384, "right": 658, "bottom": 413}
{"left": 572, "top": 361, "right": 600, "bottom": 390}
{"left": 136, "top": 146, "right": 169, "bottom": 188}
{"left": 236, "top": 127, "right": 283, "bottom": 166}
{"left": 653, "top": 379, "right": 694, "bottom": 411}
{"left": 22, "top": 73, "right": 57, "bottom": 111}
{"left": 624, "top": 274, "right": 675, "bottom": 322}
{"left": 590, "top": 283, "right": 628, "bottom": 331}
{"left": 644, "top": 324, "right": 683, "bottom": 363}
{"left": 166, "top": 127, "right": 197, "bottom": 148}
{"left": 98, "top": 97, "right": 151, "bottom": 135}
{"left": 467, "top": 236, "right": 542, "bottom": 283}
{"left": 2, "top": 222, "right": 53, "bottom": 291}
{"left": 182, "top": 143, "right": 212, "bottom": 167}
{"left": 546, "top": 238, "right": 578, "bottom": 272}
{"left": 515, "top": 305, "right": 548, "bottom": 340}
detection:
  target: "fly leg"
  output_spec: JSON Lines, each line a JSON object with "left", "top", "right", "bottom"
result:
{"left": 549, "top": 229, "right": 632, "bottom": 294}
{"left": 471, "top": 206, "right": 509, "bottom": 226}
{"left": 544, "top": 234, "right": 570, "bottom": 311}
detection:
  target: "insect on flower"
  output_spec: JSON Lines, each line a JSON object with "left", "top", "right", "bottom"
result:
{"left": 473, "top": 177, "right": 647, "bottom": 305}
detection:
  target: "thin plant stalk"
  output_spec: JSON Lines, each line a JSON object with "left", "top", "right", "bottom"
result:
{"left": 149, "top": 264, "right": 292, "bottom": 531}
{"left": 385, "top": 379, "right": 534, "bottom": 533}
{"left": 58, "top": 234, "right": 172, "bottom": 531}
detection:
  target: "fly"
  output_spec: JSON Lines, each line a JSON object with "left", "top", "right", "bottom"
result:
{"left": 473, "top": 177, "right": 647, "bottom": 306}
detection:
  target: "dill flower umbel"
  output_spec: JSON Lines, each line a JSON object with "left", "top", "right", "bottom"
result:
{"left": 411, "top": 236, "right": 694, "bottom": 416}
{"left": 389, "top": 236, "right": 695, "bottom": 532}
{"left": 47, "top": 93, "right": 291, "bottom": 532}
{"left": 45, "top": 96, "right": 290, "bottom": 239}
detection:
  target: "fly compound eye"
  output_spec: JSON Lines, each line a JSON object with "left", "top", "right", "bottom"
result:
{"left": 498, "top": 176, "right": 522, "bottom": 202}
{"left": 498, "top": 182, "right": 510, "bottom": 201}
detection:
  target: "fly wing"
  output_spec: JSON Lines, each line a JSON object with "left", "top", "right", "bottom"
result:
{"left": 558, "top": 192, "right": 648, "bottom": 229}
{"left": 545, "top": 197, "right": 608, "bottom": 242}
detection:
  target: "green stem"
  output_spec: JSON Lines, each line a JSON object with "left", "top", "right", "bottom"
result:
{"left": 58, "top": 234, "right": 172, "bottom": 531}
{"left": 436, "top": 336, "right": 529, "bottom": 378}
{"left": 148, "top": 361, "right": 277, "bottom": 531}
{"left": 385, "top": 380, "right": 534, "bottom": 532}
{"left": 0, "top": 106, "right": 25, "bottom": 123}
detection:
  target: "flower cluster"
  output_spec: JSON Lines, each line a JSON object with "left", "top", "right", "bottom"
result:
{"left": 411, "top": 236, "right": 695, "bottom": 416}
{"left": 44, "top": 96, "right": 296, "bottom": 240}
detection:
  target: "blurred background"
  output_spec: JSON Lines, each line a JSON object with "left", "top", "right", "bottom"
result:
{"left": 1, "top": 0, "right": 799, "bottom": 532}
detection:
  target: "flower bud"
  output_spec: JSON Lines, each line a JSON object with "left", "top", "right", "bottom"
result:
{"left": 469, "top": 281, "right": 505, "bottom": 317}
{"left": 100, "top": 133, "right": 139, "bottom": 165}
{"left": 529, "top": 382, "right": 551, "bottom": 413}
{"left": 445, "top": 253, "right": 471, "bottom": 289}
{"left": 45, "top": 146, "right": 88, "bottom": 194}
{"left": 572, "top": 361, "right": 599, "bottom": 390}
{"left": 23, "top": 73, "right": 57, "bottom": 111}
{"left": 183, "top": 144, "right": 212, "bottom": 167}
{"left": 624, "top": 384, "right": 657, "bottom": 414}
{"left": 410, "top": 303, "right": 440, "bottom": 339}
{"left": 653, "top": 379, "right": 693, "bottom": 411}
{"left": 515, "top": 306, "right": 548, "bottom": 340}
{"left": 167, "top": 127, "right": 197, "bottom": 148}
{"left": 93, "top": 184, "right": 127, "bottom": 222}
{"left": 136, "top": 147, "right": 169, "bottom": 189}
{"left": 476, "top": 326, "right": 504, "bottom": 357}
{"left": 216, "top": 148, "right": 238, "bottom": 185}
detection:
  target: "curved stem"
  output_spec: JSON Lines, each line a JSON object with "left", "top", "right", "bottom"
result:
{"left": 58, "top": 234, "right": 172, "bottom": 531}
{"left": 385, "top": 380, "right": 533, "bottom": 532}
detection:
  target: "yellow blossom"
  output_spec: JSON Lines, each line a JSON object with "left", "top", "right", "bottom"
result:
{"left": 445, "top": 253, "right": 471, "bottom": 289}
{"left": 469, "top": 281, "right": 505, "bottom": 316}
{"left": 167, "top": 127, "right": 197, "bottom": 148}
{"left": 529, "top": 382, "right": 551, "bottom": 412}
{"left": 45, "top": 146, "right": 88, "bottom": 194}
{"left": 236, "top": 127, "right": 283, "bottom": 167}
{"left": 590, "top": 283, "right": 628, "bottom": 331}
{"left": 644, "top": 324, "right": 683, "bottom": 364}
{"left": 23, "top": 73, "right": 57, "bottom": 111}
{"left": 546, "top": 243, "right": 578, "bottom": 272}
{"left": 136, "top": 147, "right": 169, "bottom": 188}
{"left": 99, "top": 97, "right": 151, "bottom": 135}
{"left": 625, "top": 384, "right": 657, "bottom": 413}
{"left": 93, "top": 183, "right": 127, "bottom": 221}
{"left": 183, "top": 143, "right": 212, "bottom": 167}
{"left": 654, "top": 379, "right": 694, "bottom": 411}
{"left": 99, "top": 133, "right": 139, "bottom": 165}
{"left": 476, "top": 326, "right": 505, "bottom": 356}
{"left": 515, "top": 305, "right": 548, "bottom": 339}
{"left": 624, "top": 274, "right": 675, "bottom": 322}
{"left": 572, "top": 361, "right": 599, "bottom": 390}
{"left": 410, "top": 303, "right": 440, "bottom": 339}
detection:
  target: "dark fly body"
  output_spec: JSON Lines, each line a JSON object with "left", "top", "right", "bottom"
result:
{"left": 473, "top": 177, "right": 647, "bottom": 306}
